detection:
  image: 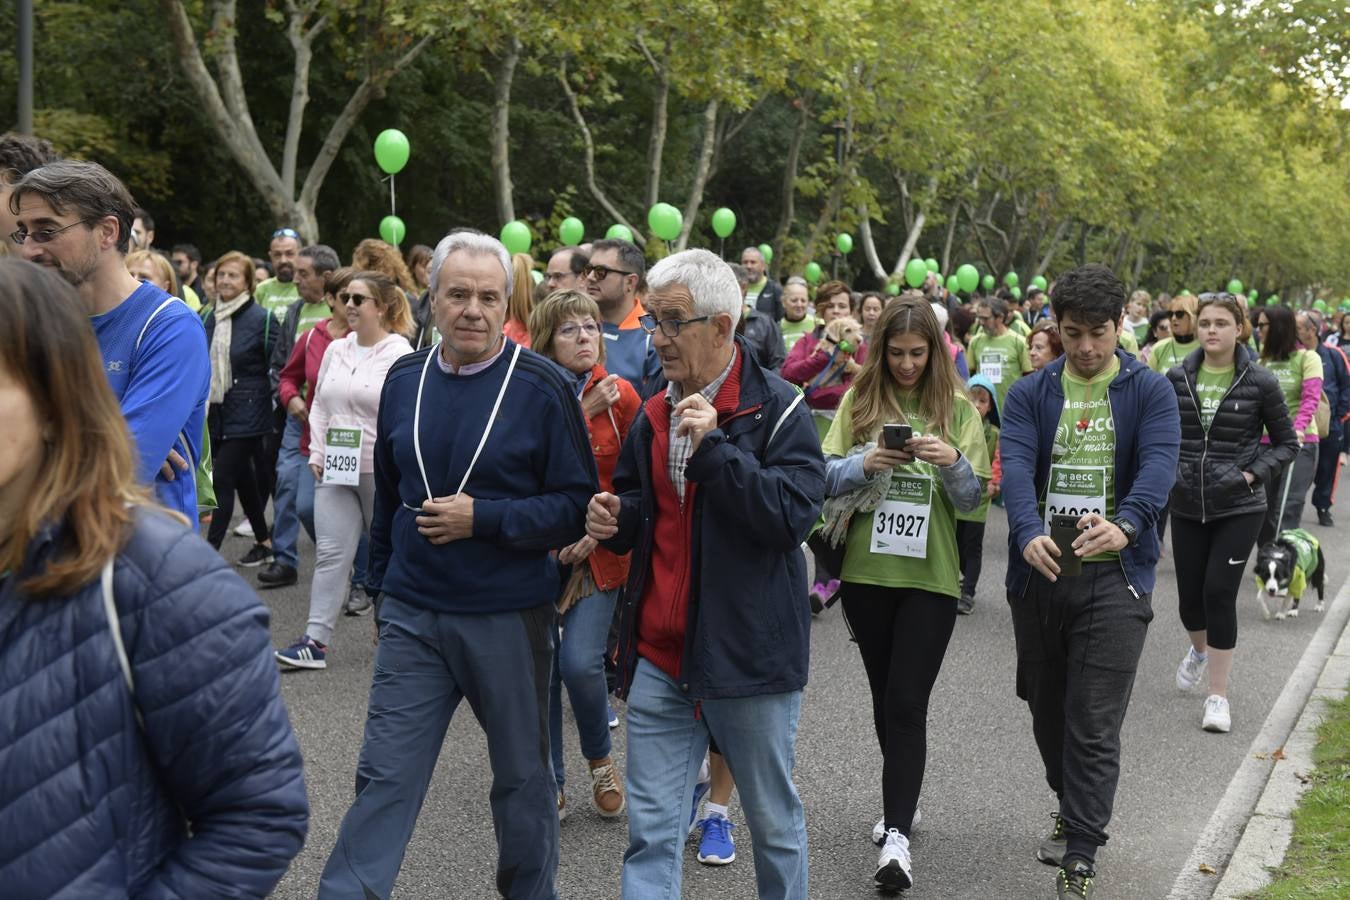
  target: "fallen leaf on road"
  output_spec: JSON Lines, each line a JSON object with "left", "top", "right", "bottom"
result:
{"left": 1199, "top": 863, "right": 1217, "bottom": 875}
{"left": 1254, "top": 752, "right": 1268, "bottom": 760}
{"left": 1272, "top": 747, "right": 1287, "bottom": 760}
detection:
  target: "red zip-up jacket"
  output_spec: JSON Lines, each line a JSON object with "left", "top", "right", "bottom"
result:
{"left": 276, "top": 320, "right": 341, "bottom": 458}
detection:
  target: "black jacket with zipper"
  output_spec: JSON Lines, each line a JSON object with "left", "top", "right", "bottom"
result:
{"left": 1168, "top": 344, "right": 1299, "bottom": 522}
{"left": 202, "top": 298, "right": 278, "bottom": 440}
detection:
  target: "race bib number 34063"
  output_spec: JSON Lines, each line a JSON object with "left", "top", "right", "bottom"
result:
{"left": 1043, "top": 465, "right": 1106, "bottom": 529}
{"left": 323, "top": 427, "right": 362, "bottom": 486}
{"left": 871, "top": 473, "right": 933, "bottom": 558}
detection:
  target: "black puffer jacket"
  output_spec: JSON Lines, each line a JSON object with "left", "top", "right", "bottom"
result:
{"left": 203, "top": 298, "right": 278, "bottom": 440}
{"left": 1168, "top": 344, "right": 1299, "bottom": 521}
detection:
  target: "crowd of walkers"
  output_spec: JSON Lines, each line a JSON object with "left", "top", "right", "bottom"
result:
{"left": 1, "top": 131, "right": 1347, "bottom": 900}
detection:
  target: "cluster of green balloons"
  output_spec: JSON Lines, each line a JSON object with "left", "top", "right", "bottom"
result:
{"left": 648, "top": 203, "right": 683, "bottom": 241}
{"left": 500, "top": 220, "right": 532, "bottom": 255}
{"left": 373, "top": 128, "right": 411, "bottom": 245}
{"left": 712, "top": 208, "right": 736, "bottom": 239}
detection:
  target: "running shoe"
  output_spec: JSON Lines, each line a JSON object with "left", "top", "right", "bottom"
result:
{"left": 1056, "top": 859, "right": 1096, "bottom": 899}
{"left": 238, "top": 542, "right": 273, "bottom": 567}
{"left": 275, "top": 635, "right": 327, "bottom": 670}
{"left": 872, "top": 807, "right": 921, "bottom": 845}
{"left": 1202, "top": 694, "right": 1231, "bottom": 733}
{"left": 589, "top": 760, "right": 625, "bottom": 817}
{"left": 695, "top": 815, "right": 736, "bottom": 865}
{"left": 1176, "top": 646, "right": 1208, "bottom": 691}
{"left": 608, "top": 702, "right": 620, "bottom": 729}
{"left": 344, "top": 591, "right": 374, "bottom": 617}
{"left": 257, "top": 562, "right": 297, "bottom": 588}
{"left": 557, "top": 791, "right": 567, "bottom": 822}
{"left": 808, "top": 582, "right": 828, "bottom": 615}
{"left": 233, "top": 520, "right": 254, "bottom": 538}
{"left": 957, "top": 592, "right": 975, "bottom": 615}
{"left": 1037, "top": 812, "right": 1066, "bottom": 866}
{"left": 687, "top": 763, "right": 711, "bottom": 838}
{"left": 874, "top": 828, "right": 913, "bottom": 892}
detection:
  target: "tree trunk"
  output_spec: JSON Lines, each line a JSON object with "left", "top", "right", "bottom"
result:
{"left": 490, "top": 36, "right": 521, "bottom": 225}
{"left": 857, "top": 206, "right": 888, "bottom": 281}
{"left": 558, "top": 61, "right": 644, "bottom": 243}
{"left": 637, "top": 38, "right": 669, "bottom": 211}
{"left": 894, "top": 210, "right": 927, "bottom": 274}
{"left": 769, "top": 101, "right": 811, "bottom": 278}
{"left": 1035, "top": 219, "right": 1071, "bottom": 276}
{"left": 675, "top": 100, "right": 719, "bottom": 251}
{"left": 940, "top": 197, "right": 962, "bottom": 274}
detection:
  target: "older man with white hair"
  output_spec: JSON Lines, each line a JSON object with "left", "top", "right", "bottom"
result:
{"left": 586, "top": 249, "right": 825, "bottom": 899}
{"left": 319, "top": 229, "right": 598, "bottom": 900}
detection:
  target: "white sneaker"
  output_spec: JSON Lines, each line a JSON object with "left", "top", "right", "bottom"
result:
{"left": 1176, "top": 647, "right": 1208, "bottom": 691}
{"left": 1202, "top": 695, "right": 1232, "bottom": 733}
{"left": 874, "top": 828, "right": 913, "bottom": 891}
{"left": 872, "top": 807, "right": 921, "bottom": 845}
{"left": 233, "top": 520, "right": 254, "bottom": 538}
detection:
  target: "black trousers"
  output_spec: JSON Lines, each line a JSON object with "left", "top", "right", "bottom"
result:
{"left": 1312, "top": 426, "right": 1342, "bottom": 512}
{"left": 1171, "top": 512, "right": 1264, "bottom": 650}
{"left": 841, "top": 583, "right": 957, "bottom": 836}
{"left": 207, "top": 434, "right": 271, "bottom": 548}
{"left": 1009, "top": 563, "right": 1151, "bottom": 864}
{"left": 955, "top": 519, "right": 985, "bottom": 598}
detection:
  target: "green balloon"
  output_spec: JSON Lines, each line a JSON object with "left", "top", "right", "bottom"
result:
{"left": 1227, "top": 279, "right": 1244, "bottom": 294}
{"left": 1011, "top": 286, "right": 1022, "bottom": 300}
{"left": 1268, "top": 295, "right": 1280, "bottom": 305}
{"left": 373, "top": 129, "right": 410, "bottom": 175}
{"left": 559, "top": 217, "right": 584, "bottom": 246}
{"left": 836, "top": 233, "right": 854, "bottom": 255}
{"left": 956, "top": 264, "right": 979, "bottom": 294}
{"left": 924, "top": 258, "right": 939, "bottom": 273}
{"left": 804, "top": 262, "right": 823, "bottom": 284}
{"left": 758, "top": 243, "right": 774, "bottom": 263}
{"left": 945, "top": 275, "right": 960, "bottom": 293}
{"left": 647, "top": 202, "right": 683, "bottom": 241}
{"left": 1180, "top": 289, "right": 1191, "bottom": 296}
{"left": 1249, "top": 290, "right": 1258, "bottom": 301}
{"left": 1032, "top": 275, "right": 1048, "bottom": 291}
{"left": 1004, "top": 271, "right": 1019, "bottom": 288}
{"left": 886, "top": 281, "right": 901, "bottom": 296}
{"left": 981, "top": 274, "right": 996, "bottom": 292}
{"left": 711, "top": 208, "right": 737, "bottom": 239}
{"left": 500, "top": 220, "right": 532, "bottom": 255}
{"left": 1314, "top": 299, "right": 1327, "bottom": 311}
{"left": 378, "top": 214, "right": 405, "bottom": 246}
{"left": 905, "top": 258, "right": 929, "bottom": 288}
{"left": 606, "top": 224, "right": 633, "bottom": 242}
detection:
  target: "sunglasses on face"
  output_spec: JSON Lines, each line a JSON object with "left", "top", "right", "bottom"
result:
{"left": 581, "top": 264, "right": 635, "bottom": 282}
{"left": 1170, "top": 311, "right": 1190, "bottom": 319}
{"left": 338, "top": 291, "right": 373, "bottom": 307}
{"left": 8, "top": 219, "right": 92, "bottom": 245}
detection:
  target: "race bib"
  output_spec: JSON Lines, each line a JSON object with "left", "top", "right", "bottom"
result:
{"left": 871, "top": 473, "right": 933, "bottom": 558}
{"left": 323, "top": 427, "right": 362, "bottom": 486}
{"left": 1043, "top": 465, "right": 1106, "bottom": 529}
{"left": 979, "top": 352, "right": 1004, "bottom": 384}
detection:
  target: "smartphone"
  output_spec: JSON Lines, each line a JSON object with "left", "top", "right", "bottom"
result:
{"left": 1049, "top": 514, "right": 1084, "bottom": 577}
{"left": 881, "top": 423, "right": 913, "bottom": 451}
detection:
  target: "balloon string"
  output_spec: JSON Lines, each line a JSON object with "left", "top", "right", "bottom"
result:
{"left": 390, "top": 174, "right": 397, "bottom": 217}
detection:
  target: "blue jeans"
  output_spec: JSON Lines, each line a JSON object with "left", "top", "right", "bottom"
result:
{"left": 319, "top": 596, "right": 560, "bottom": 900}
{"left": 621, "top": 659, "right": 807, "bottom": 900}
{"left": 549, "top": 586, "right": 619, "bottom": 789}
{"left": 271, "top": 417, "right": 310, "bottom": 569}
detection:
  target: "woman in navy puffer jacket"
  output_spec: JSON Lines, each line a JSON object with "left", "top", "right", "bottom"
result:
{"left": 0, "top": 259, "right": 308, "bottom": 898}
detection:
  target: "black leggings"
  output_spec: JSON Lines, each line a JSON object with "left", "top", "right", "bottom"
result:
{"left": 1171, "top": 512, "right": 1264, "bottom": 650}
{"left": 956, "top": 519, "right": 985, "bottom": 597}
{"left": 841, "top": 583, "right": 957, "bottom": 836}
{"left": 206, "top": 435, "right": 271, "bottom": 549}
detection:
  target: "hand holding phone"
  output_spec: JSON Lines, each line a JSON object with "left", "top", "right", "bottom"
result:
{"left": 1049, "top": 514, "right": 1084, "bottom": 577}
{"left": 881, "top": 423, "right": 913, "bottom": 451}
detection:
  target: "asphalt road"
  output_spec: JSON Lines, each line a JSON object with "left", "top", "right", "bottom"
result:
{"left": 242, "top": 505, "right": 1346, "bottom": 900}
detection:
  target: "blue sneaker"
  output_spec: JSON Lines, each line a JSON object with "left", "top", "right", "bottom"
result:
{"left": 696, "top": 815, "right": 736, "bottom": 865}
{"left": 608, "top": 702, "right": 620, "bottom": 729}
{"left": 275, "top": 635, "right": 327, "bottom": 670}
{"left": 687, "top": 772, "right": 711, "bottom": 838}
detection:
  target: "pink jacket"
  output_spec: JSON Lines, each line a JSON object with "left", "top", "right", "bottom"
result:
{"left": 781, "top": 330, "right": 869, "bottom": 410}
{"left": 308, "top": 332, "right": 413, "bottom": 473}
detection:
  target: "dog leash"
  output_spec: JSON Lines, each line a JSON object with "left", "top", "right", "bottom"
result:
{"left": 1272, "top": 448, "right": 1299, "bottom": 535}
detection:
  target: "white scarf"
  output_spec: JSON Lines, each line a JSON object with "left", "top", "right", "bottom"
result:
{"left": 209, "top": 294, "right": 252, "bottom": 404}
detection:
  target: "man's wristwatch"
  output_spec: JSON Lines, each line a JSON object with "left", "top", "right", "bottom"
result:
{"left": 1108, "top": 515, "right": 1138, "bottom": 547}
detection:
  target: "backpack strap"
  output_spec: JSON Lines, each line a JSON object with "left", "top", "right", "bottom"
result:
{"left": 100, "top": 559, "right": 144, "bottom": 729}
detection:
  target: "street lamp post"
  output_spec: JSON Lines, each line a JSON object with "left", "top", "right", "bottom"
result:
{"left": 17, "top": 0, "right": 34, "bottom": 134}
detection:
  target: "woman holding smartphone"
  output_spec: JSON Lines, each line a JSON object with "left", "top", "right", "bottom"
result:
{"left": 820, "top": 298, "right": 990, "bottom": 891}
{"left": 1168, "top": 293, "right": 1298, "bottom": 733}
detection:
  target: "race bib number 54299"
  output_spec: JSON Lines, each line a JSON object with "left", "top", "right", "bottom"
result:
{"left": 323, "top": 427, "right": 362, "bottom": 486}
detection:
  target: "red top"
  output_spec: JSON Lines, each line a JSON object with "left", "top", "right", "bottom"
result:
{"left": 581, "top": 364, "right": 641, "bottom": 590}
{"left": 277, "top": 321, "right": 340, "bottom": 457}
{"left": 636, "top": 352, "right": 745, "bottom": 679}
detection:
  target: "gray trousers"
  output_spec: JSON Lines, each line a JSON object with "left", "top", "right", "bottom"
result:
{"left": 319, "top": 596, "right": 560, "bottom": 900}
{"left": 1009, "top": 563, "right": 1152, "bottom": 864}
{"left": 1260, "top": 441, "right": 1318, "bottom": 544}
{"left": 308, "top": 477, "right": 375, "bottom": 645}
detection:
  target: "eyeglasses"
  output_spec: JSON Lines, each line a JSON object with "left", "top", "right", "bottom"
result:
{"left": 338, "top": 291, "right": 373, "bottom": 307}
{"left": 272, "top": 227, "right": 300, "bottom": 240}
{"left": 9, "top": 219, "right": 92, "bottom": 246}
{"left": 556, "top": 321, "right": 600, "bottom": 340}
{"left": 544, "top": 272, "right": 571, "bottom": 283}
{"left": 638, "top": 313, "right": 710, "bottom": 337}
{"left": 581, "top": 264, "right": 635, "bottom": 282}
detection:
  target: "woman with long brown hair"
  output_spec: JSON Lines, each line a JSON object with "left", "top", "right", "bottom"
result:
{"left": 819, "top": 297, "right": 990, "bottom": 891}
{"left": 0, "top": 258, "right": 307, "bottom": 896}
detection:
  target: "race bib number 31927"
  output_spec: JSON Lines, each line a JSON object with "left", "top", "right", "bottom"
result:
{"left": 1043, "top": 465, "right": 1106, "bottom": 529}
{"left": 323, "top": 427, "right": 362, "bottom": 486}
{"left": 871, "top": 473, "right": 933, "bottom": 558}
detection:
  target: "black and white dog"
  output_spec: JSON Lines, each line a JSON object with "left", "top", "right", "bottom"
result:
{"left": 1253, "top": 529, "right": 1326, "bottom": 620}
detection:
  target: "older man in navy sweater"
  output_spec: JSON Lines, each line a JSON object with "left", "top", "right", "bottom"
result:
{"left": 320, "top": 230, "right": 597, "bottom": 900}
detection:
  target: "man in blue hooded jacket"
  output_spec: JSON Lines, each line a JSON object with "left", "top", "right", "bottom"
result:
{"left": 1000, "top": 263, "right": 1180, "bottom": 900}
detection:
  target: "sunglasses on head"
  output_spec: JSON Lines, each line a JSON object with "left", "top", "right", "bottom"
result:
{"left": 272, "top": 227, "right": 300, "bottom": 240}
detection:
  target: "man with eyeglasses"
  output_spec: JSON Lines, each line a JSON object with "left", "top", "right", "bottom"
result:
{"left": 583, "top": 238, "right": 662, "bottom": 395}
{"left": 586, "top": 249, "right": 824, "bottom": 899}
{"left": 8, "top": 159, "right": 209, "bottom": 526}
{"left": 545, "top": 245, "right": 588, "bottom": 291}
{"left": 968, "top": 295, "right": 1033, "bottom": 408}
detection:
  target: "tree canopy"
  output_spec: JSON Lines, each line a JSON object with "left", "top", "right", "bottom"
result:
{"left": 2, "top": 0, "right": 1345, "bottom": 300}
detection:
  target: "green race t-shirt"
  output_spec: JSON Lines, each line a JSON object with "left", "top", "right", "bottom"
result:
{"left": 1146, "top": 336, "right": 1193, "bottom": 373}
{"left": 1118, "top": 329, "right": 1139, "bottom": 354}
{"left": 782, "top": 316, "right": 816, "bottom": 354}
{"left": 1263, "top": 349, "right": 1323, "bottom": 441}
{"left": 1008, "top": 317, "right": 1032, "bottom": 338}
{"left": 822, "top": 388, "right": 992, "bottom": 598}
{"left": 956, "top": 420, "right": 1000, "bottom": 524}
{"left": 745, "top": 276, "right": 767, "bottom": 307}
{"left": 967, "top": 331, "right": 1031, "bottom": 407}
{"left": 295, "top": 300, "right": 330, "bottom": 335}
{"left": 1042, "top": 357, "right": 1120, "bottom": 562}
{"left": 1195, "top": 363, "right": 1234, "bottom": 429}
{"left": 254, "top": 278, "right": 300, "bottom": 321}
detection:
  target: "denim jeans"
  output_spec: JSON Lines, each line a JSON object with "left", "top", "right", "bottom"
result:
{"left": 549, "top": 586, "right": 619, "bottom": 790}
{"left": 271, "top": 417, "right": 310, "bottom": 569}
{"left": 621, "top": 659, "right": 807, "bottom": 900}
